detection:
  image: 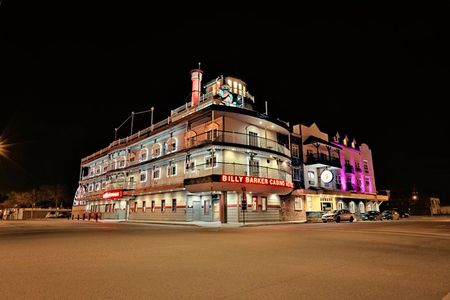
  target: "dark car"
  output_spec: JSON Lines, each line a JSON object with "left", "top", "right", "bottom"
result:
{"left": 389, "top": 208, "right": 410, "bottom": 218}
{"left": 382, "top": 209, "right": 400, "bottom": 220}
{"left": 361, "top": 210, "right": 383, "bottom": 221}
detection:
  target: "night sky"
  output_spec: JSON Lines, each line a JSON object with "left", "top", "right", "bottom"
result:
{"left": 1, "top": 2, "right": 449, "bottom": 203}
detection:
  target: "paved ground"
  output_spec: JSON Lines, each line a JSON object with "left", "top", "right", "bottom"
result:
{"left": 1, "top": 218, "right": 449, "bottom": 300}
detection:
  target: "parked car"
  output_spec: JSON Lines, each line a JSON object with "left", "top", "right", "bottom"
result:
{"left": 361, "top": 210, "right": 383, "bottom": 221}
{"left": 381, "top": 209, "right": 400, "bottom": 220}
{"left": 321, "top": 209, "right": 355, "bottom": 223}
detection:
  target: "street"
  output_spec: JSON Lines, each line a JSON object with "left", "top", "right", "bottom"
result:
{"left": 1, "top": 218, "right": 449, "bottom": 300}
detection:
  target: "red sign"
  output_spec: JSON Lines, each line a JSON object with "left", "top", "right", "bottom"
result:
{"left": 102, "top": 190, "right": 123, "bottom": 200}
{"left": 221, "top": 175, "right": 294, "bottom": 188}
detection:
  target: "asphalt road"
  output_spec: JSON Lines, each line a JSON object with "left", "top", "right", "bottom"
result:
{"left": 1, "top": 218, "right": 449, "bottom": 300}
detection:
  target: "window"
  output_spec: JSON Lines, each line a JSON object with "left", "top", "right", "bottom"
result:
{"left": 166, "top": 137, "right": 177, "bottom": 153}
{"left": 185, "top": 155, "right": 195, "bottom": 171}
{"left": 207, "top": 129, "right": 218, "bottom": 141}
{"left": 291, "top": 144, "right": 299, "bottom": 158}
{"left": 248, "top": 131, "right": 258, "bottom": 147}
{"left": 140, "top": 171, "right": 147, "bottom": 182}
{"left": 249, "top": 158, "right": 259, "bottom": 176}
{"left": 363, "top": 160, "right": 369, "bottom": 173}
{"left": 153, "top": 167, "right": 160, "bottom": 180}
{"left": 161, "top": 200, "right": 166, "bottom": 212}
{"left": 186, "top": 131, "right": 197, "bottom": 147}
{"left": 152, "top": 143, "right": 161, "bottom": 158}
{"left": 252, "top": 196, "right": 258, "bottom": 211}
{"left": 349, "top": 201, "right": 355, "bottom": 213}
{"left": 294, "top": 197, "right": 303, "bottom": 211}
{"left": 338, "top": 201, "right": 344, "bottom": 210}
{"left": 140, "top": 148, "right": 148, "bottom": 161}
{"left": 204, "top": 200, "right": 210, "bottom": 214}
{"left": 95, "top": 183, "right": 100, "bottom": 191}
{"left": 167, "top": 161, "right": 177, "bottom": 176}
{"left": 88, "top": 184, "right": 94, "bottom": 192}
{"left": 308, "top": 171, "right": 315, "bottom": 179}
{"left": 293, "top": 167, "right": 301, "bottom": 181}
{"left": 205, "top": 155, "right": 217, "bottom": 168}
{"left": 96, "top": 167, "right": 101, "bottom": 175}
{"left": 261, "top": 196, "right": 267, "bottom": 211}
{"left": 142, "top": 201, "right": 146, "bottom": 212}
{"left": 306, "top": 196, "right": 313, "bottom": 211}
{"left": 365, "top": 177, "right": 371, "bottom": 189}
{"left": 119, "top": 158, "right": 126, "bottom": 168}
{"left": 172, "top": 199, "right": 177, "bottom": 212}
{"left": 101, "top": 181, "right": 107, "bottom": 189}
{"left": 151, "top": 200, "right": 155, "bottom": 212}
{"left": 134, "top": 201, "right": 138, "bottom": 212}
{"left": 103, "top": 164, "right": 108, "bottom": 173}
{"left": 306, "top": 149, "right": 313, "bottom": 156}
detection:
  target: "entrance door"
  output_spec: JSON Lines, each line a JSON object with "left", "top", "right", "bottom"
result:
{"left": 193, "top": 201, "right": 201, "bottom": 221}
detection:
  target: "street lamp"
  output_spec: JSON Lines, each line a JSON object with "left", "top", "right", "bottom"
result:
{"left": 0, "top": 135, "right": 11, "bottom": 159}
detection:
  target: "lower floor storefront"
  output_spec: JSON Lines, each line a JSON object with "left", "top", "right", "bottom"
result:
{"left": 77, "top": 189, "right": 304, "bottom": 223}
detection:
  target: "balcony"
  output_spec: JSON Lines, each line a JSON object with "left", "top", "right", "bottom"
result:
{"left": 104, "top": 181, "right": 136, "bottom": 191}
{"left": 185, "top": 162, "right": 291, "bottom": 181}
{"left": 345, "top": 165, "right": 354, "bottom": 173}
{"left": 305, "top": 153, "right": 341, "bottom": 168}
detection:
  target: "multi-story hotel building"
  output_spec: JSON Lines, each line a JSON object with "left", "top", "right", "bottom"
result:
{"left": 73, "top": 69, "right": 294, "bottom": 223}
{"left": 290, "top": 123, "right": 388, "bottom": 219}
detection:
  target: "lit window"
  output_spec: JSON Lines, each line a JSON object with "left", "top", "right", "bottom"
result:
{"left": 294, "top": 197, "right": 303, "bottom": 211}
{"left": 363, "top": 160, "right": 369, "bottom": 173}
{"left": 233, "top": 81, "right": 238, "bottom": 93}
{"left": 261, "top": 196, "right": 267, "bottom": 211}
{"left": 140, "top": 148, "right": 148, "bottom": 162}
{"left": 152, "top": 143, "right": 161, "bottom": 158}
{"left": 252, "top": 196, "right": 258, "bottom": 211}
{"left": 166, "top": 137, "right": 177, "bottom": 153}
{"left": 227, "top": 79, "right": 232, "bottom": 87}
{"left": 291, "top": 144, "right": 299, "bottom": 158}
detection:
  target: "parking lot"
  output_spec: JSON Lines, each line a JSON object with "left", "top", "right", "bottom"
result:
{"left": 1, "top": 218, "right": 449, "bottom": 299}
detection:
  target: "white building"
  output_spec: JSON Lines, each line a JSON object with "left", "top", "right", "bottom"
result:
{"left": 75, "top": 70, "right": 294, "bottom": 223}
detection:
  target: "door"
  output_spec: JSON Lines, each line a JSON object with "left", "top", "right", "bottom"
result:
{"left": 193, "top": 201, "right": 201, "bottom": 221}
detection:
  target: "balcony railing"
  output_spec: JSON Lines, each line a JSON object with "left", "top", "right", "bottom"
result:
{"left": 305, "top": 153, "right": 341, "bottom": 168}
{"left": 185, "top": 162, "right": 292, "bottom": 182}
{"left": 82, "top": 130, "right": 291, "bottom": 180}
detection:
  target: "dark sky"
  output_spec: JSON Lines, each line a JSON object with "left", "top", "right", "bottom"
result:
{"left": 1, "top": 2, "right": 449, "bottom": 203}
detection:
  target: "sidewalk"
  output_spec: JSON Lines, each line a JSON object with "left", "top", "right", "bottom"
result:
{"left": 123, "top": 220, "right": 307, "bottom": 228}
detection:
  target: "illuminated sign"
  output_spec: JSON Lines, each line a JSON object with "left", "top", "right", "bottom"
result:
{"left": 102, "top": 190, "right": 123, "bottom": 200}
{"left": 320, "top": 170, "right": 334, "bottom": 183}
{"left": 221, "top": 175, "right": 294, "bottom": 188}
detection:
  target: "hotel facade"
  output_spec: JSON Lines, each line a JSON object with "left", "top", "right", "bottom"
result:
{"left": 73, "top": 70, "right": 388, "bottom": 223}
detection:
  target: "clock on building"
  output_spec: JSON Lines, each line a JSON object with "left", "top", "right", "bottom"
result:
{"left": 320, "top": 170, "right": 334, "bottom": 183}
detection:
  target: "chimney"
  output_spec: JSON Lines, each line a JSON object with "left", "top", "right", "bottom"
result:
{"left": 190, "top": 68, "right": 203, "bottom": 107}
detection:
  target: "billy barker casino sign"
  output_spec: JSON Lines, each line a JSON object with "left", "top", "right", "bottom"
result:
{"left": 221, "top": 175, "right": 294, "bottom": 188}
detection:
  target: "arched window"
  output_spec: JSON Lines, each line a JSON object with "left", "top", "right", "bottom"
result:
{"left": 349, "top": 201, "right": 356, "bottom": 213}
{"left": 166, "top": 137, "right": 177, "bottom": 153}
{"left": 140, "top": 171, "right": 147, "bottom": 182}
{"left": 140, "top": 148, "right": 148, "bottom": 162}
{"left": 185, "top": 130, "right": 197, "bottom": 148}
{"left": 205, "top": 123, "right": 219, "bottom": 141}
{"left": 359, "top": 201, "right": 365, "bottom": 213}
{"left": 152, "top": 143, "right": 161, "bottom": 158}
{"left": 118, "top": 156, "right": 126, "bottom": 168}
{"left": 337, "top": 201, "right": 344, "bottom": 210}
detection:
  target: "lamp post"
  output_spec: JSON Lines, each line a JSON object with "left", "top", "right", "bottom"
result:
{"left": 150, "top": 107, "right": 154, "bottom": 131}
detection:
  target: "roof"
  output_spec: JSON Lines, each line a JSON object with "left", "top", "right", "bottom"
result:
{"left": 303, "top": 136, "right": 342, "bottom": 149}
